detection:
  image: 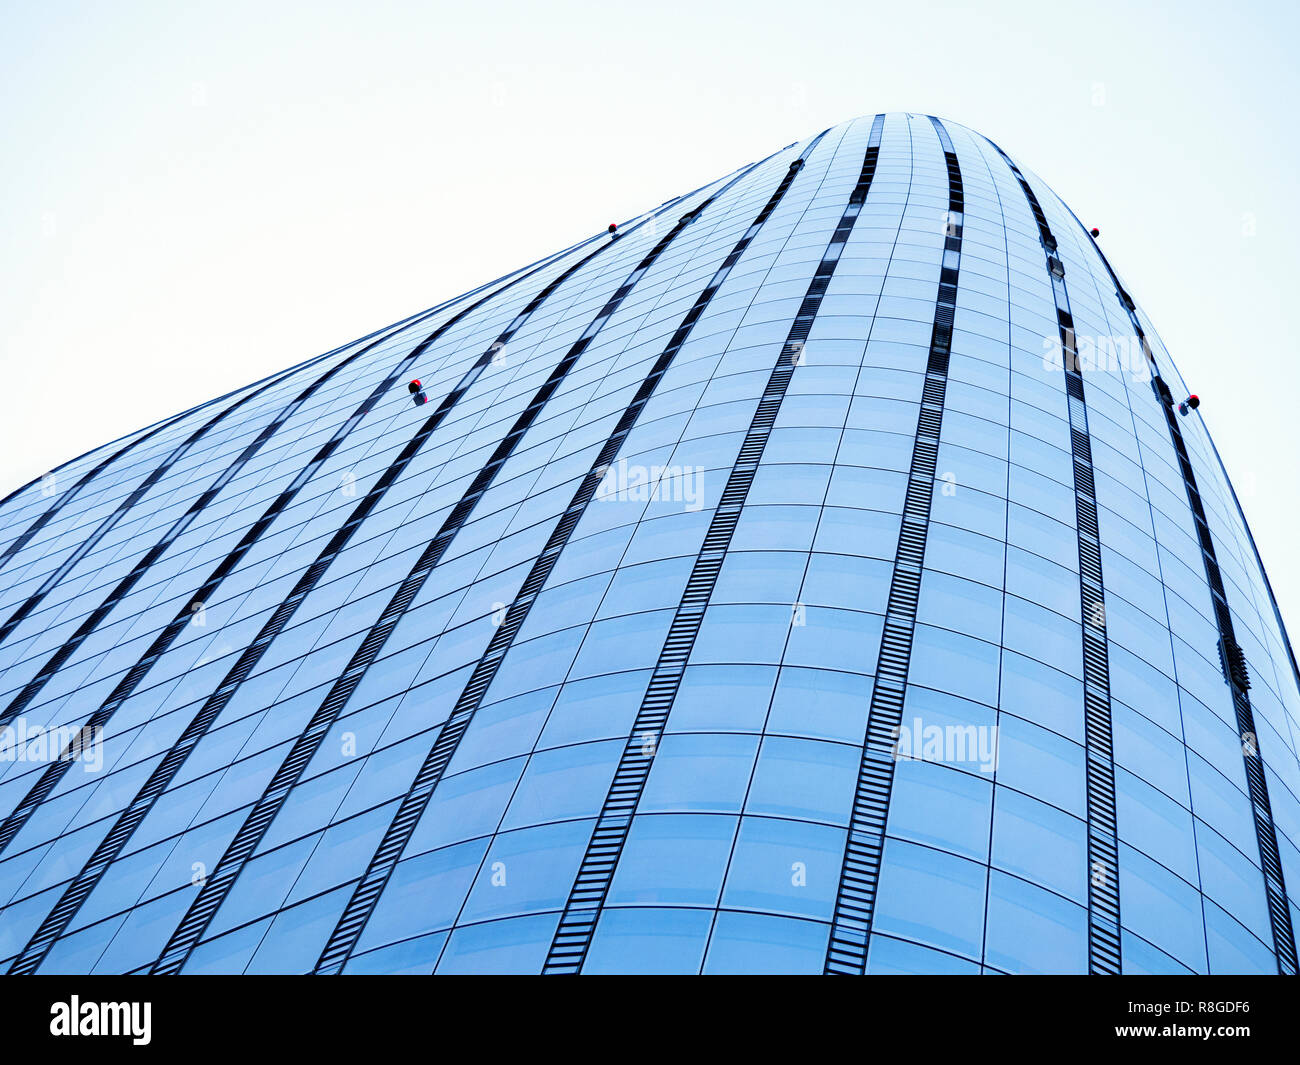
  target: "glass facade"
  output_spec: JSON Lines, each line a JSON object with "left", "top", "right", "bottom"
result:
{"left": 1, "top": 112, "right": 1298, "bottom": 975}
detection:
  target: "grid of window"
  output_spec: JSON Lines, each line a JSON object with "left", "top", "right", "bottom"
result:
{"left": 0, "top": 114, "right": 1297, "bottom": 975}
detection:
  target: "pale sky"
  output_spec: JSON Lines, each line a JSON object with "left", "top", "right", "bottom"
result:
{"left": 2, "top": 0, "right": 1297, "bottom": 633}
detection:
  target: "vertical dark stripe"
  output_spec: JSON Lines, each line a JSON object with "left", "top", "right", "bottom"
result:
{"left": 532, "top": 115, "right": 886, "bottom": 975}
{"left": 140, "top": 162, "right": 764, "bottom": 977}
{"left": 0, "top": 207, "right": 650, "bottom": 883}
{"left": 820, "top": 116, "right": 962, "bottom": 975}
{"left": 983, "top": 136, "right": 1121, "bottom": 975}
{"left": 312, "top": 132, "right": 829, "bottom": 974}
{"left": 1064, "top": 205, "right": 1298, "bottom": 975}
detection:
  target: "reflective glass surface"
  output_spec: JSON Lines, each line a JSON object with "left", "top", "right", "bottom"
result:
{"left": 1, "top": 113, "right": 1298, "bottom": 976}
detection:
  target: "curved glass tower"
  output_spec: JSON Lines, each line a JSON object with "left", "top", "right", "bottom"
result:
{"left": 1, "top": 113, "right": 1297, "bottom": 976}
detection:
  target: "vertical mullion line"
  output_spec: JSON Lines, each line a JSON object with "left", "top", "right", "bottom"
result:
{"left": 533, "top": 115, "right": 886, "bottom": 976}
{"left": 983, "top": 137, "right": 1120, "bottom": 975}
{"left": 0, "top": 228, "right": 593, "bottom": 568}
{"left": 313, "top": 131, "right": 830, "bottom": 975}
{"left": 0, "top": 201, "right": 657, "bottom": 961}
{"left": 822, "top": 115, "right": 962, "bottom": 976}
{"left": 138, "top": 159, "right": 767, "bottom": 978}
{"left": 1061, "top": 197, "right": 1297, "bottom": 975}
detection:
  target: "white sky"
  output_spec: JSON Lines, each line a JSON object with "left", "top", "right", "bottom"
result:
{"left": 2, "top": 0, "right": 1297, "bottom": 634}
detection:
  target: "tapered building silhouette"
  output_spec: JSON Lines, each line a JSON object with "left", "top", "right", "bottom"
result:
{"left": 1, "top": 113, "right": 1298, "bottom": 975}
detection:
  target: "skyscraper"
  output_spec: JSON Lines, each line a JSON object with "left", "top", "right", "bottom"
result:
{"left": 0, "top": 112, "right": 1297, "bottom": 975}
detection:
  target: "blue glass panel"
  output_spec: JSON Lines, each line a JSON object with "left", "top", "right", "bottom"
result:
{"left": 703, "top": 911, "right": 829, "bottom": 975}
{"left": 583, "top": 907, "right": 713, "bottom": 975}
